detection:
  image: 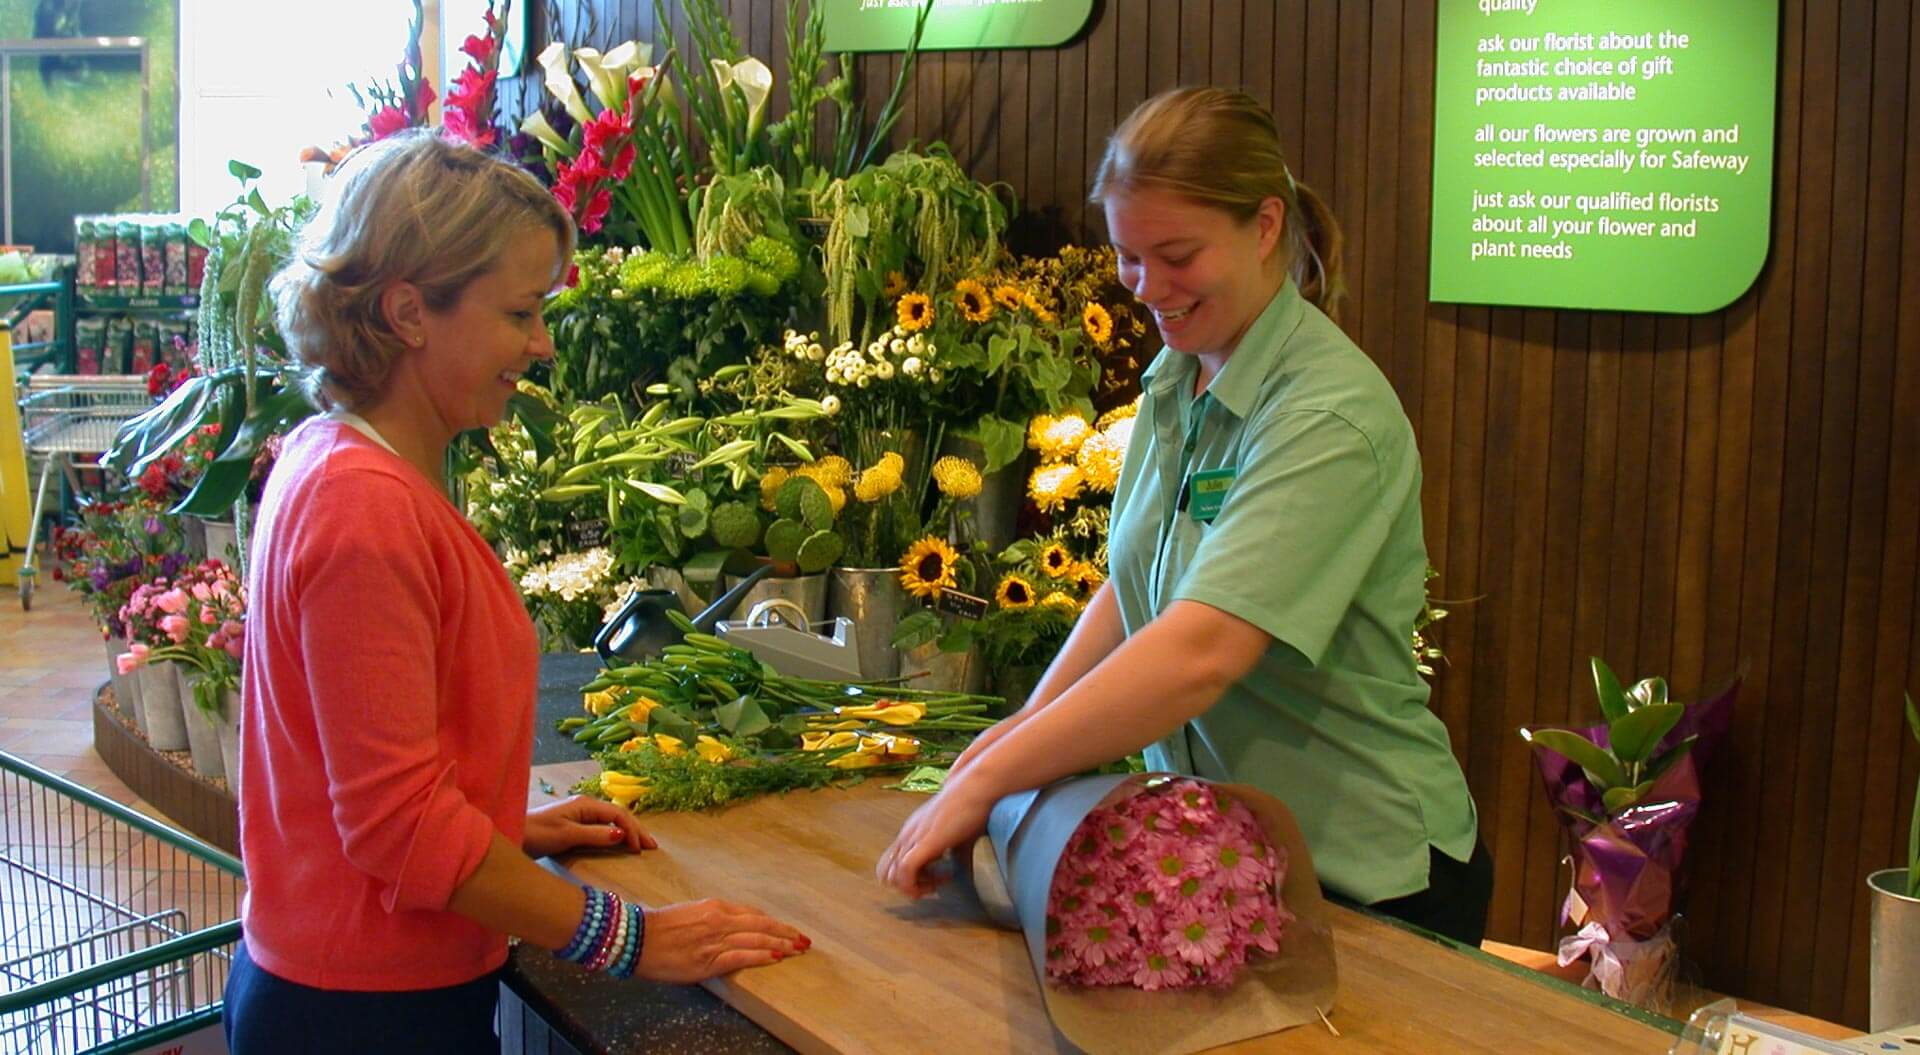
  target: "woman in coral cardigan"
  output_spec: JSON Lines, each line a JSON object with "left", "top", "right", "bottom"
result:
{"left": 226, "top": 130, "right": 806, "bottom": 1053}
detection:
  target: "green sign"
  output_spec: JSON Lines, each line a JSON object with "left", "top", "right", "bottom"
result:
{"left": 1429, "top": 0, "right": 1779, "bottom": 314}
{"left": 823, "top": 0, "right": 1093, "bottom": 52}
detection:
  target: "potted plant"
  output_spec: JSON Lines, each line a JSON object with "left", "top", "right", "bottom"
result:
{"left": 1866, "top": 693, "right": 1920, "bottom": 1030}
{"left": 1519, "top": 658, "right": 1736, "bottom": 1009}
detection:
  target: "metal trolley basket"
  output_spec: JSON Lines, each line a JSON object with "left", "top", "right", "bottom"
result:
{"left": 0, "top": 752, "right": 242, "bottom": 1054}
{"left": 13, "top": 376, "right": 152, "bottom": 610}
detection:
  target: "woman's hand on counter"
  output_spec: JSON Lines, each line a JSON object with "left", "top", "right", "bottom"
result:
{"left": 875, "top": 771, "right": 997, "bottom": 899}
{"left": 637, "top": 899, "right": 812, "bottom": 983}
{"left": 524, "top": 796, "right": 657, "bottom": 858}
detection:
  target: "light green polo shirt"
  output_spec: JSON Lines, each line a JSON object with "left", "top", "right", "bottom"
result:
{"left": 1107, "top": 278, "right": 1477, "bottom": 904}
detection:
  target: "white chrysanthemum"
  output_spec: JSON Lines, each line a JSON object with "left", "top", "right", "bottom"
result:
{"left": 822, "top": 395, "right": 842, "bottom": 416}
{"left": 902, "top": 356, "right": 923, "bottom": 377}
{"left": 875, "top": 359, "right": 895, "bottom": 380}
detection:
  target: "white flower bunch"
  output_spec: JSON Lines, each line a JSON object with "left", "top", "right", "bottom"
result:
{"left": 803, "top": 324, "right": 945, "bottom": 390}
{"left": 518, "top": 547, "right": 616, "bottom": 603}
{"left": 781, "top": 328, "right": 831, "bottom": 364}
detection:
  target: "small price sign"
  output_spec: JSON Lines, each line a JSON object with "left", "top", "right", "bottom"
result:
{"left": 935, "top": 589, "right": 989, "bottom": 621}
{"left": 567, "top": 518, "right": 609, "bottom": 549}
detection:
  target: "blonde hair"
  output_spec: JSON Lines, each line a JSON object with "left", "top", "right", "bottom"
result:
{"left": 1090, "top": 87, "right": 1346, "bottom": 322}
{"left": 271, "top": 130, "right": 575, "bottom": 410}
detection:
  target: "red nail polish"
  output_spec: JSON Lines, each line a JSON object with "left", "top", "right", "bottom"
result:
{"left": 772, "top": 950, "right": 784, "bottom": 960}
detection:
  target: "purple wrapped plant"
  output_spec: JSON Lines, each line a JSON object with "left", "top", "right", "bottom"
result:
{"left": 1520, "top": 658, "right": 1736, "bottom": 1006}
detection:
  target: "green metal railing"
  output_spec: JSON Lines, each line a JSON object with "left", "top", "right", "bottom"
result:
{"left": 0, "top": 750, "right": 243, "bottom": 1053}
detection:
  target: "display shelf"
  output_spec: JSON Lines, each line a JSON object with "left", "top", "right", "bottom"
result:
{"left": 77, "top": 292, "right": 198, "bottom": 312}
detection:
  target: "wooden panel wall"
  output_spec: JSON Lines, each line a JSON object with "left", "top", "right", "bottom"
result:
{"left": 507, "top": 0, "right": 1920, "bottom": 1028}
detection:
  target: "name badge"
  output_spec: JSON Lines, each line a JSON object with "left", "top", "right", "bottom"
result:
{"left": 1187, "top": 467, "right": 1236, "bottom": 523}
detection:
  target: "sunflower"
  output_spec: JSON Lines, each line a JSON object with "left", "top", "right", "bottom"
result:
{"left": 854, "top": 463, "right": 903, "bottom": 502}
{"left": 1075, "top": 431, "right": 1125, "bottom": 493}
{"left": 883, "top": 270, "right": 909, "bottom": 299}
{"left": 1082, "top": 302, "right": 1114, "bottom": 345}
{"left": 995, "top": 574, "right": 1036, "bottom": 609}
{"left": 899, "top": 536, "right": 960, "bottom": 600}
{"left": 1029, "top": 462, "right": 1086, "bottom": 513}
{"left": 1070, "top": 560, "right": 1105, "bottom": 593}
{"left": 992, "top": 283, "right": 1025, "bottom": 311}
{"left": 758, "top": 466, "right": 790, "bottom": 512}
{"left": 1027, "top": 413, "right": 1093, "bottom": 461}
{"left": 932, "top": 455, "right": 983, "bottom": 500}
{"left": 1039, "top": 543, "right": 1074, "bottom": 578}
{"left": 954, "top": 279, "right": 994, "bottom": 323}
{"left": 897, "top": 292, "right": 934, "bottom": 332}
{"left": 1020, "top": 290, "right": 1057, "bottom": 324}
{"left": 1039, "top": 591, "right": 1081, "bottom": 612}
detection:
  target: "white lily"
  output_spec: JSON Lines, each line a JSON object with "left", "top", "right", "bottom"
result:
{"left": 519, "top": 110, "right": 576, "bottom": 157}
{"left": 539, "top": 41, "right": 593, "bottom": 126}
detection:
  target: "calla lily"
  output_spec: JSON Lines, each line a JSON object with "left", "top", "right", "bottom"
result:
{"left": 573, "top": 47, "right": 620, "bottom": 111}
{"left": 731, "top": 57, "right": 773, "bottom": 138}
{"left": 709, "top": 58, "right": 736, "bottom": 91}
{"left": 520, "top": 111, "right": 577, "bottom": 158}
{"left": 597, "top": 41, "right": 651, "bottom": 109}
{"left": 539, "top": 41, "right": 593, "bottom": 125}
{"left": 801, "top": 730, "right": 859, "bottom": 752}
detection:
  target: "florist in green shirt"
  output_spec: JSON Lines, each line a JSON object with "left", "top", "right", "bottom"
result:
{"left": 878, "top": 86, "right": 1490, "bottom": 946}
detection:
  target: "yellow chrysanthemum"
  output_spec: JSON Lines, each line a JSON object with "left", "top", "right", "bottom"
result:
{"left": 823, "top": 483, "right": 848, "bottom": 515}
{"left": 899, "top": 536, "right": 960, "bottom": 600}
{"left": 796, "top": 455, "right": 853, "bottom": 489}
{"left": 995, "top": 574, "right": 1035, "bottom": 610}
{"left": 1020, "top": 290, "right": 1056, "bottom": 324}
{"left": 1082, "top": 302, "right": 1114, "bottom": 345}
{"left": 954, "top": 279, "right": 994, "bottom": 323}
{"left": 1029, "top": 462, "right": 1085, "bottom": 513}
{"left": 931, "top": 455, "right": 983, "bottom": 500}
{"left": 1040, "top": 590, "right": 1081, "bottom": 612}
{"left": 853, "top": 463, "right": 902, "bottom": 502}
{"left": 1039, "top": 543, "right": 1074, "bottom": 577}
{"left": 992, "top": 283, "right": 1025, "bottom": 311}
{"left": 1075, "top": 430, "right": 1125, "bottom": 493}
{"left": 759, "top": 466, "right": 790, "bottom": 512}
{"left": 883, "top": 270, "right": 908, "bottom": 299}
{"left": 1096, "top": 398, "right": 1140, "bottom": 431}
{"left": 897, "top": 292, "right": 934, "bottom": 332}
{"left": 1027, "top": 413, "right": 1093, "bottom": 461}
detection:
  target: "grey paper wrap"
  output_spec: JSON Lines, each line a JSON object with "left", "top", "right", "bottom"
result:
{"left": 977, "top": 773, "right": 1339, "bottom": 1055}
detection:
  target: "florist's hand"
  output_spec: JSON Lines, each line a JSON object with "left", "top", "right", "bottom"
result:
{"left": 875, "top": 776, "right": 995, "bottom": 899}
{"left": 524, "top": 796, "right": 657, "bottom": 858}
{"left": 636, "top": 899, "right": 810, "bottom": 983}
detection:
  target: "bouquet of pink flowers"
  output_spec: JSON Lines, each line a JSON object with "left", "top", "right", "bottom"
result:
{"left": 1044, "top": 778, "right": 1292, "bottom": 991}
{"left": 982, "top": 773, "right": 1337, "bottom": 1055}
{"left": 117, "top": 560, "right": 246, "bottom": 712}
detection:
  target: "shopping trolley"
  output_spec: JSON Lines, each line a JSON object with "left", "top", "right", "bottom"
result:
{"left": 14, "top": 376, "right": 152, "bottom": 610}
{"left": 0, "top": 752, "right": 242, "bottom": 1054}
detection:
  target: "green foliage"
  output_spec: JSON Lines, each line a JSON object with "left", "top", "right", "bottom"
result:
{"left": 710, "top": 501, "right": 763, "bottom": 549}
{"left": 588, "top": 741, "right": 844, "bottom": 812}
{"left": 1520, "top": 657, "right": 1697, "bottom": 819}
{"left": 764, "top": 518, "right": 808, "bottom": 563}
{"left": 795, "top": 529, "right": 844, "bottom": 574}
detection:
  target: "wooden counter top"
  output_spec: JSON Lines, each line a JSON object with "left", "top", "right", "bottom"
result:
{"left": 534, "top": 761, "right": 1683, "bottom": 1054}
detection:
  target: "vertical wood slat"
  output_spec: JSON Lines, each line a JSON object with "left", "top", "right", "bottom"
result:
{"left": 509, "top": 0, "right": 1918, "bottom": 1026}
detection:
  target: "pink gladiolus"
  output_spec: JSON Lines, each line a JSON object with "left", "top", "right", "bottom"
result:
{"left": 367, "top": 105, "right": 410, "bottom": 140}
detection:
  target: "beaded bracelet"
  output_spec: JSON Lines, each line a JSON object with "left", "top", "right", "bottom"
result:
{"left": 555, "top": 885, "right": 646, "bottom": 979}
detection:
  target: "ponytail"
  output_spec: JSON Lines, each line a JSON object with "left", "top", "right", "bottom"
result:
{"left": 1285, "top": 178, "right": 1346, "bottom": 323}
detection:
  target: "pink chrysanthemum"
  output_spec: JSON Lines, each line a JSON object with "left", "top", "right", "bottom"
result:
{"left": 1132, "top": 951, "right": 1190, "bottom": 991}
{"left": 1167, "top": 911, "right": 1232, "bottom": 966}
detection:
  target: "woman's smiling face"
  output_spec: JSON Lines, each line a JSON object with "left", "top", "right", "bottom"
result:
{"left": 1104, "top": 186, "right": 1285, "bottom": 360}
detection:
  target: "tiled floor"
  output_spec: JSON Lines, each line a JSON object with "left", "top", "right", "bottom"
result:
{"left": 0, "top": 581, "right": 149, "bottom": 809}
{"left": 0, "top": 573, "right": 237, "bottom": 1046}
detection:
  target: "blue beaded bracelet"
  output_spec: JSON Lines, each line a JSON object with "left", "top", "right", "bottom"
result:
{"left": 556, "top": 886, "right": 614, "bottom": 964}
{"left": 607, "top": 903, "right": 645, "bottom": 979}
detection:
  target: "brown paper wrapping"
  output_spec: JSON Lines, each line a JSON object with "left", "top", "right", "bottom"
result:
{"left": 973, "top": 773, "right": 1338, "bottom": 1055}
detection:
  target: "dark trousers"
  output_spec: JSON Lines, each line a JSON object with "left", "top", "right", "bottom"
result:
{"left": 1335, "top": 840, "right": 1495, "bottom": 948}
{"left": 224, "top": 942, "right": 501, "bottom": 1054}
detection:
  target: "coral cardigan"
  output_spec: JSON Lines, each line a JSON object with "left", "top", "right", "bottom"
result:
{"left": 238, "top": 417, "right": 537, "bottom": 990}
